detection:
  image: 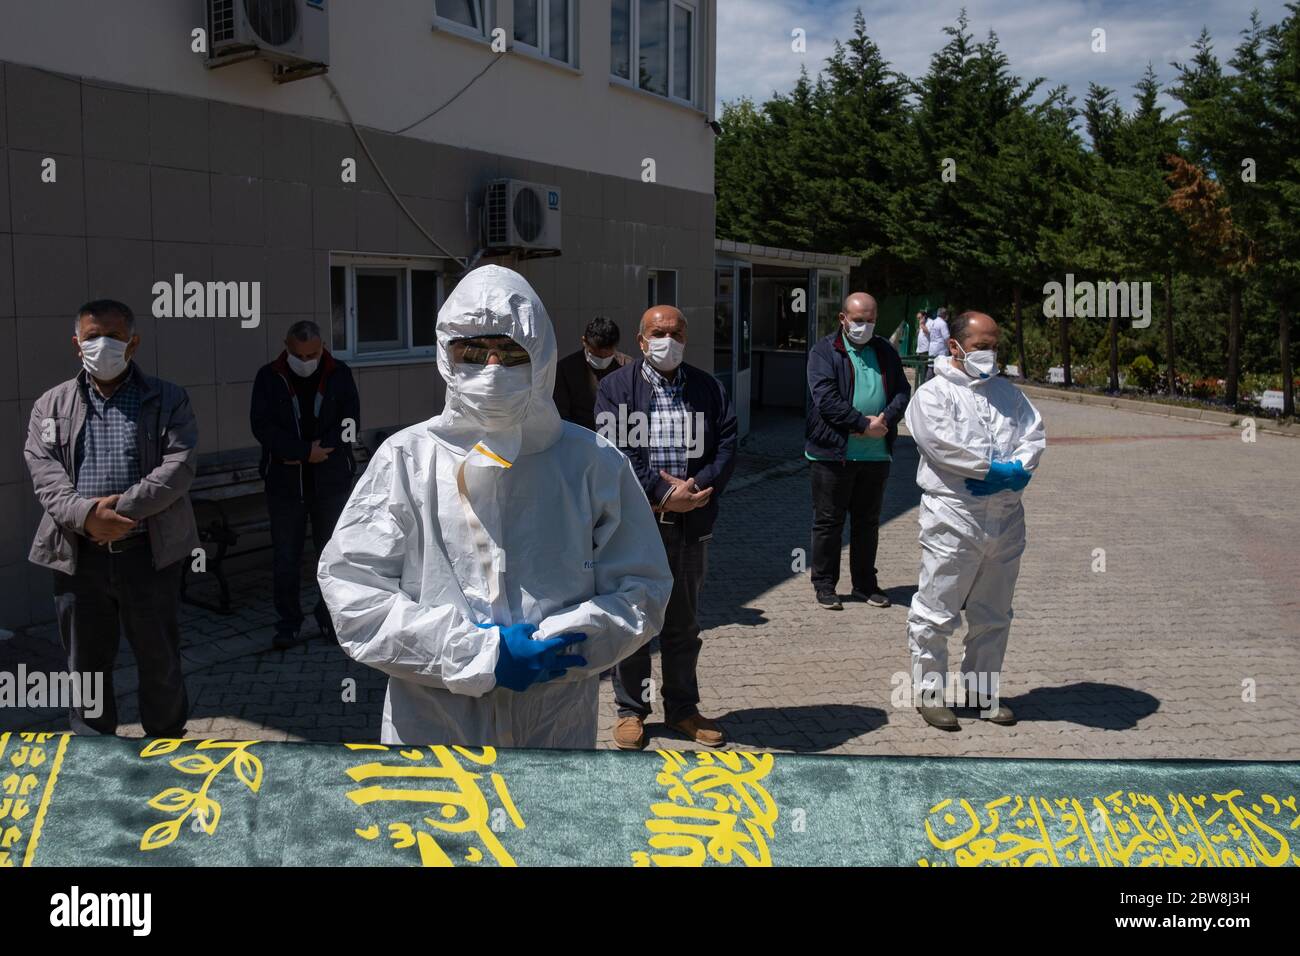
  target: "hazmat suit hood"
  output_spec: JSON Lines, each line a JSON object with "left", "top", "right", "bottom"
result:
{"left": 429, "top": 264, "right": 564, "bottom": 467}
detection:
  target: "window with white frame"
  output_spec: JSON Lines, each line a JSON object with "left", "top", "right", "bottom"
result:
{"left": 514, "top": 0, "right": 576, "bottom": 64}
{"left": 436, "top": 0, "right": 490, "bottom": 37}
{"left": 329, "top": 257, "right": 447, "bottom": 361}
{"left": 611, "top": 0, "right": 698, "bottom": 105}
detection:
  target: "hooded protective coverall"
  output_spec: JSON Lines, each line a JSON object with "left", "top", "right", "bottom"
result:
{"left": 903, "top": 355, "right": 1046, "bottom": 698}
{"left": 317, "top": 265, "right": 674, "bottom": 747}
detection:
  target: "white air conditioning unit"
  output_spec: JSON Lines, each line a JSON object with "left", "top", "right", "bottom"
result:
{"left": 483, "top": 179, "right": 562, "bottom": 257}
{"left": 206, "top": 0, "right": 329, "bottom": 82}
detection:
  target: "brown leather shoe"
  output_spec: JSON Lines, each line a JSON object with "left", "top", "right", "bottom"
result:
{"left": 979, "top": 702, "right": 1017, "bottom": 725}
{"left": 668, "top": 713, "right": 726, "bottom": 747}
{"left": 614, "top": 715, "right": 647, "bottom": 751}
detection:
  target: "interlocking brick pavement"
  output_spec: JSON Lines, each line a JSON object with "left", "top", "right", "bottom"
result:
{"left": 4, "top": 393, "right": 1298, "bottom": 760}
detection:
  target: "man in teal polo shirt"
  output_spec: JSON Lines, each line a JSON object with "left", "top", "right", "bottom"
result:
{"left": 804, "top": 292, "right": 911, "bottom": 610}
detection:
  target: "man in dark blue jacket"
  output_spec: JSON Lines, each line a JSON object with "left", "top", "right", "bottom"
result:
{"left": 594, "top": 305, "right": 738, "bottom": 751}
{"left": 805, "top": 292, "right": 910, "bottom": 610}
{"left": 250, "top": 321, "right": 360, "bottom": 649}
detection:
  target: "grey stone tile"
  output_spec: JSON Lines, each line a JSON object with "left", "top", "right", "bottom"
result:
{"left": 11, "top": 234, "right": 86, "bottom": 317}
{"left": 263, "top": 180, "right": 311, "bottom": 248}
{"left": 210, "top": 173, "right": 264, "bottom": 245}
{"left": 311, "top": 120, "right": 374, "bottom": 188}
{"left": 0, "top": 148, "right": 8, "bottom": 231}
{"left": 367, "top": 132, "right": 435, "bottom": 198}
{"left": 149, "top": 92, "right": 208, "bottom": 171}
{"left": 209, "top": 101, "right": 263, "bottom": 178}
{"left": 0, "top": 318, "right": 14, "bottom": 401}
{"left": 7, "top": 150, "right": 83, "bottom": 236}
{"left": 84, "top": 158, "right": 151, "bottom": 239}
{"left": 86, "top": 237, "right": 154, "bottom": 308}
{"left": 262, "top": 247, "right": 314, "bottom": 315}
{"left": 16, "top": 313, "right": 80, "bottom": 400}
{"left": 0, "top": 234, "right": 12, "bottom": 316}
{"left": 356, "top": 190, "right": 397, "bottom": 252}
{"left": 311, "top": 188, "right": 355, "bottom": 250}
{"left": 151, "top": 167, "right": 210, "bottom": 243}
{"left": 4, "top": 65, "right": 81, "bottom": 154}
{"left": 82, "top": 83, "right": 150, "bottom": 163}
{"left": 263, "top": 110, "right": 312, "bottom": 183}
{"left": 394, "top": 194, "right": 439, "bottom": 256}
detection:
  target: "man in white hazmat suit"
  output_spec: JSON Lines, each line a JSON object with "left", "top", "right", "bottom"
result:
{"left": 904, "top": 311, "right": 1046, "bottom": 732}
{"left": 317, "top": 265, "right": 674, "bottom": 748}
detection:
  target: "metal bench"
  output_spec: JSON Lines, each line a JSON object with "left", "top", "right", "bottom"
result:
{"left": 180, "top": 444, "right": 374, "bottom": 614}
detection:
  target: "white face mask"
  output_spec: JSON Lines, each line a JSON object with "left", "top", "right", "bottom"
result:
{"left": 453, "top": 364, "right": 534, "bottom": 430}
{"left": 80, "top": 335, "right": 131, "bottom": 381}
{"left": 585, "top": 350, "right": 614, "bottom": 370}
{"left": 643, "top": 336, "right": 685, "bottom": 372}
{"left": 956, "top": 342, "right": 999, "bottom": 380}
{"left": 287, "top": 354, "right": 319, "bottom": 378}
{"left": 844, "top": 321, "right": 875, "bottom": 345}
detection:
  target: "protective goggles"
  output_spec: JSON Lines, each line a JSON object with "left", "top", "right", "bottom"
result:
{"left": 448, "top": 336, "right": 531, "bottom": 368}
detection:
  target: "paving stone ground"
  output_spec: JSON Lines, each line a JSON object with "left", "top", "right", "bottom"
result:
{"left": 4, "top": 391, "right": 1298, "bottom": 759}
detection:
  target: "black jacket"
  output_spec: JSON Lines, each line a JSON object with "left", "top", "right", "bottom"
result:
{"left": 805, "top": 332, "right": 910, "bottom": 461}
{"left": 553, "top": 348, "right": 633, "bottom": 432}
{"left": 250, "top": 350, "right": 360, "bottom": 499}
{"left": 594, "top": 359, "right": 738, "bottom": 543}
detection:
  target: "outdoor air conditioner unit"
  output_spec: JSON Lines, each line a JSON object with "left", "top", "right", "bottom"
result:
{"left": 483, "top": 179, "right": 563, "bottom": 258}
{"left": 205, "top": 0, "right": 329, "bottom": 83}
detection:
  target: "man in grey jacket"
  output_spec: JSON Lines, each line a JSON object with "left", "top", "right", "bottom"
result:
{"left": 24, "top": 300, "right": 200, "bottom": 737}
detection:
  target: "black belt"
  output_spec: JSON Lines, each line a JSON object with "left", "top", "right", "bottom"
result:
{"left": 89, "top": 534, "right": 150, "bottom": 553}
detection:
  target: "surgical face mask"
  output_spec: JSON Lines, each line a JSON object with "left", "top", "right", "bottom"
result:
{"left": 585, "top": 350, "right": 614, "bottom": 370}
{"left": 453, "top": 363, "right": 533, "bottom": 430}
{"left": 79, "top": 335, "right": 130, "bottom": 381}
{"left": 956, "top": 342, "right": 999, "bottom": 380}
{"left": 643, "top": 336, "right": 685, "bottom": 372}
{"left": 287, "top": 354, "right": 319, "bottom": 377}
{"left": 844, "top": 321, "right": 875, "bottom": 345}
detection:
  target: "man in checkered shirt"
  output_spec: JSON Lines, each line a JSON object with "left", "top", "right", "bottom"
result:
{"left": 594, "top": 305, "right": 738, "bottom": 751}
{"left": 24, "top": 300, "right": 200, "bottom": 738}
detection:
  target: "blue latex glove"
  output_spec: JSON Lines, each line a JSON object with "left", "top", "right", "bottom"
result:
{"left": 480, "top": 622, "right": 588, "bottom": 692}
{"left": 965, "top": 460, "right": 1031, "bottom": 496}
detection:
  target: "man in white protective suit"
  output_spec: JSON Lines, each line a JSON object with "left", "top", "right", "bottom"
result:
{"left": 317, "top": 265, "right": 674, "bottom": 748}
{"left": 903, "top": 310, "right": 1046, "bottom": 732}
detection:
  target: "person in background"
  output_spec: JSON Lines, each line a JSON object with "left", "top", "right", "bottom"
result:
{"left": 914, "top": 311, "right": 931, "bottom": 387}
{"left": 927, "top": 308, "right": 951, "bottom": 365}
{"left": 905, "top": 311, "right": 1046, "bottom": 731}
{"left": 251, "top": 320, "right": 360, "bottom": 650}
{"left": 25, "top": 299, "right": 200, "bottom": 738}
{"left": 595, "top": 305, "right": 738, "bottom": 751}
{"left": 553, "top": 316, "right": 632, "bottom": 432}
{"left": 804, "top": 292, "right": 911, "bottom": 611}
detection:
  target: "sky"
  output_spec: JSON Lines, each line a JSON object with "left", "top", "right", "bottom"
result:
{"left": 715, "top": 0, "right": 1295, "bottom": 115}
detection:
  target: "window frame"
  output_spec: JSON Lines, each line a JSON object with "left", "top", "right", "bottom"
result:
{"left": 611, "top": 0, "right": 700, "bottom": 107}
{"left": 329, "top": 255, "right": 448, "bottom": 365}
{"left": 434, "top": 0, "right": 492, "bottom": 42}
{"left": 513, "top": 0, "right": 578, "bottom": 66}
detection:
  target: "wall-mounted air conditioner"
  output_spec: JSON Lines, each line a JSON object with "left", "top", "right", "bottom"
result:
{"left": 483, "top": 179, "right": 563, "bottom": 258}
{"left": 206, "top": 0, "right": 329, "bottom": 83}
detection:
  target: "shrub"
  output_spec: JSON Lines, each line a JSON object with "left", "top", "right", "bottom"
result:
{"left": 1128, "top": 355, "right": 1158, "bottom": 391}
